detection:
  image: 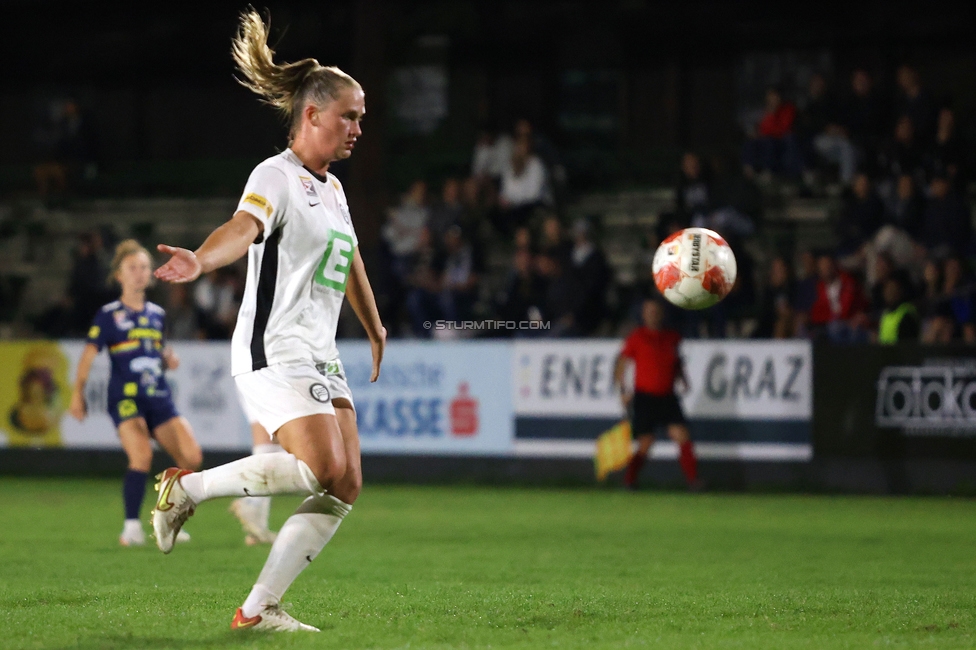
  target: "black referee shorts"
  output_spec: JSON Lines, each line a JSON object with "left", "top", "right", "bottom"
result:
{"left": 630, "top": 392, "right": 686, "bottom": 437}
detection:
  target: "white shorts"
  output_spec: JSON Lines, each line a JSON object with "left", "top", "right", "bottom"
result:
{"left": 234, "top": 358, "right": 354, "bottom": 437}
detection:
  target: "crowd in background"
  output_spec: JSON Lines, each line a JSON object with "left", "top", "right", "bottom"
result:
{"left": 16, "top": 64, "right": 976, "bottom": 345}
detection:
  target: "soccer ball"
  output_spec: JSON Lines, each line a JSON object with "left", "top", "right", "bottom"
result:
{"left": 652, "top": 227, "right": 737, "bottom": 310}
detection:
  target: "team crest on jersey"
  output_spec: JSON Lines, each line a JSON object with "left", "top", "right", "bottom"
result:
{"left": 113, "top": 311, "right": 134, "bottom": 330}
{"left": 299, "top": 176, "right": 318, "bottom": 198}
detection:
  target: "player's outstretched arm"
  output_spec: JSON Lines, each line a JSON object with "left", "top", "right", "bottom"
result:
{"left": 346, "top": 246, "right": 386, "bottom": 382}
{"left": 155, "top": 211, "right": 261, "bottom": 283}
{"left": 69, "top": 343, "right": 99, "bottom": 421}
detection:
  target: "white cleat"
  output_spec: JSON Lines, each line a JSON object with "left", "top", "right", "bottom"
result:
{"left": 176, "top": 529, "right": 191, "bottom": 543}
{"left": 230, "top": 499, "right": 277, "bottom": 546}
{"left": 231, "top": 605, "right": 320, "bottom": 632}
{"left": 150, "top": 468, "right": 196, "bottom": 554}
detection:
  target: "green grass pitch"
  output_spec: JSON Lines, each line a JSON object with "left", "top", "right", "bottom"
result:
{"left": 2, "top": 478, "right": 975, "bottom": 649}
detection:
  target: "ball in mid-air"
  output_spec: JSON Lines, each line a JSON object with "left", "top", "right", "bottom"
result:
{"left": 652, "top": 227, "right": 737, "bottom": 310}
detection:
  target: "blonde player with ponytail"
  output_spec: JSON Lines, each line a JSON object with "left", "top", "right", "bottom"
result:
{"left": 149, "top": 10, "right": 385, "bottom": 632}
{"left": 70, "top": 240, "right": 202, "bottom": 546}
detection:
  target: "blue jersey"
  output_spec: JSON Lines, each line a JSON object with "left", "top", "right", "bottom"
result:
{"left": 87, "top": 300, "right": 172, "bottom": 401}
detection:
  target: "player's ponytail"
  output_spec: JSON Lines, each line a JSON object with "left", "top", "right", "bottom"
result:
{"left": 108, "top": 239, "right": 152, "bottom": 285}
{"left": 231, "top": 9, "right": 360, "bottom": 138}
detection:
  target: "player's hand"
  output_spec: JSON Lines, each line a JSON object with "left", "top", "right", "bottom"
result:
{"left": 162, "top": 346, "right": 180, "bottom": 370}
{"left": 68, "top": 388, "right": 87, "bottom": 422}
{"left": 155, "top": 245, "right": 203, "bottom": 283}
{"left": 369, "top": 326, "right": 387, "bottom": 383}
{"left": 620, "top": 392, "right": 633, "bottom": 408}
{"left": 676, "top": 377, "right": 690, "bottom": 395}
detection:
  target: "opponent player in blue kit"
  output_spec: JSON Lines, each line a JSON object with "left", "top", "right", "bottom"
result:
{"left": 69, "top": 239, "right": 202, "bottom": 546}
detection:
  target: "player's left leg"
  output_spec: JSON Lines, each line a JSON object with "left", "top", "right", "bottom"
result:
{"left": 118, "top": 417, "right": 154, "bottom": 545}
{"left": 236, "top": 399, "right": 360, "bottom": 632}
{"left": 666, "top": 423, "right": 701, "bottom": 490}
{"left": 153, "top": 416, "right": 203, "bottom": 471}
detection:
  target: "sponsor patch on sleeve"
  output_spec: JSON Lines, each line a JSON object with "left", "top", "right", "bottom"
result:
{"left": 243, "top": 193, "right": 273, "bottom": 217}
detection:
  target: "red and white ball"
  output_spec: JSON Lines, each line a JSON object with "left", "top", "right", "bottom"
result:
{"left": 652, "top": 227, "right": 737, "bottom": 310}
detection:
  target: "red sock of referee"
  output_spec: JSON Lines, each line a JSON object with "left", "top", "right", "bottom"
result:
{"left": 671, "top": 425, "right": 700, "bottom": 488}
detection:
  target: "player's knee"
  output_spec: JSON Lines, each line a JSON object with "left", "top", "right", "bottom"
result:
{"left": 333, "top": 470, "right": 362, "bottom": 505}
{"left": 669, "top": 426, "right": 690, "bottom": 444}
{"left": 308, "top": 455, "right": 347, "bottom": 491}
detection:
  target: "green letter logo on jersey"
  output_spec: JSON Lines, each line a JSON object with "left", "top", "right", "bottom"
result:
{"left": 314, "top": 229, "right": 355, "bottom": 292}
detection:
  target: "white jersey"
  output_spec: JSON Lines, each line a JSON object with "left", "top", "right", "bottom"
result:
{"left": 230, "top": 149, "right": 358, "bottom": 376}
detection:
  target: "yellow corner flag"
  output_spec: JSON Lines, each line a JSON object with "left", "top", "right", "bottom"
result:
{"left": 594, "top": 420, "right": 633, "bottom": 481}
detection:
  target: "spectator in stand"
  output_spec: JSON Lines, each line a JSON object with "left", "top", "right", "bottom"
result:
{"left": 926, "top": 108, "right": 967, "bottom": 191}
{"left": 675, "top": 152, "right": 711, "bottom": 222}
{"left": 792, "top": 250, "right": 819, "bottom": 335}
{"left": 440, "top": 225, "right": 482, "bottom": 326}
{"left": 742, "top": 86, "right": 801, "bottom": 180}
{"left": 513, "top": 225, "right": 532, "bottom": 253}
{"left": 754, "top": 256, "right": 796, "bottom": 339}
{"left": 498, "top": 137, "right": 549, "bottom": 234}
{"left": 799, "top": 73, "right": 857, "bottom": 185}
{"left": 382, "top": 180, "right": 430, "bottom": 279}
{"left": 836, "top": 173, "right": 883, "bottom": 258}
{"left": 404, "top": 227, "right": 445, "bottom": 338}
{"left": 936, "top": 256, "right": 976, "bottom": 343}
{"left": 882, "top": 174, "right": 924, "bottom": 238}
{"left": 568, "top": 218, "right": 612, "bottom": 335}
{"left": 920, "top": 173, "right": 971, "bottom": 257}
{"left": 513, "top": 118, "right": 565, "bottom": 200}
{"left": 807, "top": 252, "right": 869, "bottom": 343}
{"left": 68, "top": 230, "right": 113, "bottom": 335}
{"left": 32, "top": 98, "right": 97, "bottom": 202}
{"left": 918, "top": 258, "right": 947, "bottom": 341}
{"left": 895, "top": 65, "right": 936, "bottom": 143}
{"left": 193, "top": 267, "right": 241, "bottom": 339}
{"left": 868, "top": 251, "right": 898, "bottom": 321}
{"left": 537, "top": 250, "right": 576, "bottom": 337}
{"left": 538, "top": 213, "right": 571, "bottom": 262}
{"left": 876, "top": 116, "right": 926, "bottom": 201}
{"left": 166, "top": 284, "right": 204, "bottom": 340}
{"left": 877, "top": 272, "right": 921, "bottom": 344}
{"left": 471, "top": 121, "right": 511, "bottom": 183}
{"left": 844, "top": 69, "right": 887, "bottom": 162}
{"left": 428, "top": 177, "right": 464, "bottom": 244}
{"left": 496, "top": 246, "right": 547, "bottom": 336}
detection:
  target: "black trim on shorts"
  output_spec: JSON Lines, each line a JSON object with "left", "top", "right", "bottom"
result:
{"left": 250, "top": 226, "right": 282, "bottom": 371}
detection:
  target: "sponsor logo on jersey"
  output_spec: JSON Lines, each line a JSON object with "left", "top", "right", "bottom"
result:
{"left": 309, "top": 383, "right": 331, "bottom": 403}
{"left": 243, "top": 193, "right": 273, "bottom": 217}
{"left": 88, "top": 325, "right": 100, "bottom": 339}
{"left": 300, "top": 176, "right": 317, "bottom": 196}
{"left": 113, "top": 311, "right": 134, "bottom": 330}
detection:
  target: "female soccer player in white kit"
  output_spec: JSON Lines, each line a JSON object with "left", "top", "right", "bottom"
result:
{"left": 150, "top": 10, "right": 386, "bottom": 632}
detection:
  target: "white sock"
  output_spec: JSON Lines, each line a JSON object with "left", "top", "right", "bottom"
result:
{"left": 240, "top": 494, "right": 351, "bottom": 617}
{"left": 242, "top": 444, "right": 281, "bottom": 529}
{"left": 179, "top": 452, "right": 322, "bottom": 504}
{"left": 123, "top": 519, "right": 142, "bottom": 535}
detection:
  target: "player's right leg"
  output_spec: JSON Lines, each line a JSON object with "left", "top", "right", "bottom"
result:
{"left": 117, "top": 418, "right": 154, "bottom": 546}
{"left": 150, "top": 424, "right": 332, "bottom": 554}
{"left": 151, "top": 363, "right": 344, "bottom": 554}
{"left": 230, "top": 422, "right": 280, "bottom": 545}
{"left": 624, "top": 434, "right": 655, "bottom": 490}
